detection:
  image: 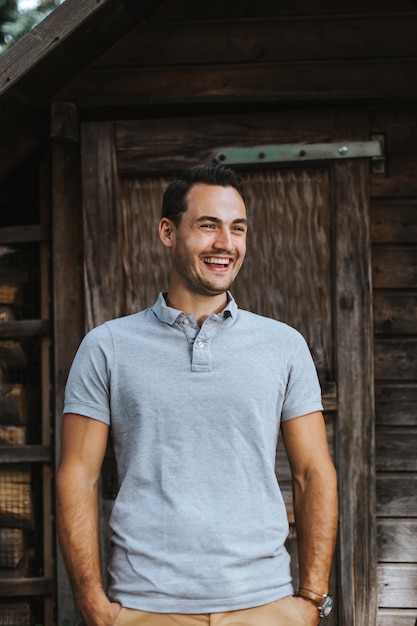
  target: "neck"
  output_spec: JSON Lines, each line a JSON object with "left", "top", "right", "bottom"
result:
{"left": 165, "top": 288, "right": 228, "bottom": 327}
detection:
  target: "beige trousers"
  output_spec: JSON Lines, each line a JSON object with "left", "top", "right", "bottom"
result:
{"left": 112, "top": 596, "right": 313, "bottom": 626}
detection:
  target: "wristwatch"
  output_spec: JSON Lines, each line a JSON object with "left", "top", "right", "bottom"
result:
{"left": 296, "top": 587, "right": 333, "bottom": 618}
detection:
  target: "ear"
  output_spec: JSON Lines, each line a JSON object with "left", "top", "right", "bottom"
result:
{"left": 159, "top": 217, "right": 176, "bottom": 248}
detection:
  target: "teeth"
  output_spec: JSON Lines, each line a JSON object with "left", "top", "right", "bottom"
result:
{"left": 203, "top": 257, "right": 229, "bottom": 265}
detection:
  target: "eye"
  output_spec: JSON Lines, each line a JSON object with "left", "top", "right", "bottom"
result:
{"left": 232, "top": 225, "right": 247, "bottom": 233}
{"left": 200, "top": 223, "right": 216, "bottom": 230}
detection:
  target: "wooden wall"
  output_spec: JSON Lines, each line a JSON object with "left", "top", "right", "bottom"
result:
{"left": 48, "top": 1, "right": 417, "bottom": 624}
{"left": 371, "top": 109, "right": 417, "bottom": 625}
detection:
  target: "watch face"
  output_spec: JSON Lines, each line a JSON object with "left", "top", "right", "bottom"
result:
{"left": 320, "top": 595, "right": 333, "bottom": 617}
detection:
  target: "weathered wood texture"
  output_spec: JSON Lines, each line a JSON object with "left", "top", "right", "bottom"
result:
{"left": 55, "top": 9, "right": 417, "bottom": 106}
{"left": 371, "top": 109, "right": 417, "bottom": 618}
{"left": 378, "top": 609, "right": 417, "bottom": 626}
{"left": 378, "top": 564, "right": 417, "bottom": 608}
{"left": 51, "top": 113, "right": 85, "bottom": 625}
{"left": 332, "top": 110, "right": 376, "bottom": 626}
{"left": 377, "top": 519, "right": 417, "bottom": 562}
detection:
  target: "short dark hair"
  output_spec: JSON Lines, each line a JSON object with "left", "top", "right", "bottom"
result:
{"left": 162, "top": 163, "right": 245, "bottom": 226}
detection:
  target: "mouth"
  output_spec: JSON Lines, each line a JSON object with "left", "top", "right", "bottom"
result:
{"left": 202, "top": 256, "right": 233, "bottom": 269}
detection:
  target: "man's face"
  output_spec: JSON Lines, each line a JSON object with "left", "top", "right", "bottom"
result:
{"left": 165, "top": 183, "right": 247, "bottom": 298}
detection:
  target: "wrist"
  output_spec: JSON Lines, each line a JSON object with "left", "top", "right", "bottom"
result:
{"left": 296, "top": 587, "right": 333, "bottom": 618}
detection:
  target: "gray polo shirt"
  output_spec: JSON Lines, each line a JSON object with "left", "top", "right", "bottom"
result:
{"left": 64, "top": 293, "right": 323, "bottom": 613}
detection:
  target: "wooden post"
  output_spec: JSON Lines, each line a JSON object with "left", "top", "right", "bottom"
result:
{"left": 51, "top": 101, "right": 84, "bottom": 624}
{"left": 332, "top": 110, "right": 378, "bottom": 626}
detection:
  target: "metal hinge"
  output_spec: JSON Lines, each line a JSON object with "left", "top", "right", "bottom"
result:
{"left": 214, "top": 135, "right": 385, "bottom": 173}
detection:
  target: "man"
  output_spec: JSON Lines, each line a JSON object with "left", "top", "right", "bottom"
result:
{"left": 56, "top": 164, "right": 338, "bottom": 626}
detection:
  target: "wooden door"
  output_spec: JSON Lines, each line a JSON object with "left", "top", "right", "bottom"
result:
{"left": 80, "top": 109, "right": 376, "bottom": 626}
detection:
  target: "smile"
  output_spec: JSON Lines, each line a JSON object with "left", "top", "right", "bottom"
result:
{"left": 202, "top": 257, "right": 232, "bottom": 267}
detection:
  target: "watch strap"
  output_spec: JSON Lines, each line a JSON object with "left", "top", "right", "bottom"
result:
{"left": 297, "top": 587, "right": 327, "bottom": 607}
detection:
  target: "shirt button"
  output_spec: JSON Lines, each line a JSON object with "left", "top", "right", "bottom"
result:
{"left": 198, "top": 341, "right": 205, "bottom": 348}
{"left": 183, "top": 318, "right": 190, "bottom": 325}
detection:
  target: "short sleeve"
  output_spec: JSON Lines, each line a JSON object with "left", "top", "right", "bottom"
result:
{"left": 63, "top": 324, "right": 113, "bottom": 425}
{"left": 281, "top": 329, "right": 323, "bottom": 421}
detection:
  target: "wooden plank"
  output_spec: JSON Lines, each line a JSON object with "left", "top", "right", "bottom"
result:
{"left": 0, "top": 225, "right": 47, "bottom": 244}
{"left": 55, "top": 58, "right": 417, "bottom": 106}
{"left": 81, "top": 122, "right": 123, "bottom": 328}
{"left": 151, "top": 0, "right": 417, "bottom": 18}
{"left": 0, "top": 445, "right": 50, "bottom": 463}
{"left": 0, "top": 320, "right": 49, "bottom": 338}
{"left": 0, "top": 577, "right": 52, "bottom": 597}
{"left": 115, "top": 110, "right": 333, "bottom": 175}
{"left": 332, "top": 111, "right": 377, "bottom": 626}
{"left": 371, "top": 199, "right": 417, "bottom": 244}
{"left": 96, "top": 15, "right": 417, "bottom": 67}
{"left": 372, "top": 246, "right": 417, "bottom": 289}
{"left": 373, "top": 291, "right": 417, "bottom": 335}
{"left": 372, "top": 154, "right": 417, "bottom": 198}
{"left": 39, "top": 162, "right": 53, "bottom": 626}
{"left": 370, "top": 109, "right": 417, "bottom": 154}
{"left": 377, "top": 474, "right": 417, "bottom": 516}
{"left": 377, "top": 519, "right": 417, "bottom": 562}
{"left": 51, "top": 118, "right": 85, "bottom": 624}
{"left": 375, "top": 428, "right": 417, "bottom": 471}
{"left": 378, "top": 609, "right": 417, "bottom": 626}
{"left": 375, "top": 383, "right": 417, "bottom": 426}
{"left": 378, "top": 564, "right": 417, "bottom": 608}
{"left": 374, "top": 338, "right": 417, "bottom": 381}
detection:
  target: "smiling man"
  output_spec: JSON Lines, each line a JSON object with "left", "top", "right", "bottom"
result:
{"left": 56, "top": 164, "right": 338, "bottom": 626}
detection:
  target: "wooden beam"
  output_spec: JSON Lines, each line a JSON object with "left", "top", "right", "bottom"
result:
{"left": 55, "top": 59, "right": 417, "bottom": 106}
{"left": 51, "top": 103, "right": 84, "bottom": 625}
{"left": 332, "top": 110, "right": 377, "bottom": 626}
{"left": 0, "top": 0, "right": 162, "bottom": 97}
{"left": 0, "top": 225, "right": 48, "bottom": 244}
{"left": 0, "top": 446, "right": 51, "bottom": 463}
{"left": 0, "top": 320, "right": 50, "bottom": 338}
{"left": 0, "top": 577, "right": 53, "bottom": 597}
{"left": 96, "top": 15, "right": 417, "bottom": 67}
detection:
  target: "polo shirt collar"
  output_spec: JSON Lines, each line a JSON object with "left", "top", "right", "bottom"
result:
{"left": 152, "top": 292, "right": 238, "bottom": 326}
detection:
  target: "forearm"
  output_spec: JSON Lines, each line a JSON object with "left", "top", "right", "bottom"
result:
{"left": 56, "top": 467, "right": 112, "bottom": 623}
{"left": 293, "top": 464, "right": 338, "bottom": 592}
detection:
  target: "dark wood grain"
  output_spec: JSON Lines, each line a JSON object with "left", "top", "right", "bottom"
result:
{"left": 374, "top": 383, "right": 417, "bottom": 426}
{"left": 378, "top": 564, "right": 417, "bottom": 608}
{"left": 332, "top": 110, "right": 377, "bottom": 626}
{"left": 377, "top": 519, "right": 417, "bottom": 562}
{"left": 377, "top": 475, "right": 417, "bottom": 516}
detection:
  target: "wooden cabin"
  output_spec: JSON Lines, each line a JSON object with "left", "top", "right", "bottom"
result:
{"left": 0, "top": 1, "right": 416, "bottom": 624}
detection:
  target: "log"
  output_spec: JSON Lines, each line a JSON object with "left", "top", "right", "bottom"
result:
{"left": 0, "top": 466, "right": 33, "bottom": 526}
{"left": 0, "top": 341, "right": 27, "bottom": 369}
{"left": 0, "top": 602, "right": 30, "bottom": 626}
{"left": 0, "top": 426, "right": 26, "bottom": 445}
{"left": 0, "top": 307, "right": 15, "bottom": 322}
{"left": 0, "top": 285, "right": 21, "bottom": 307}
{"left": 0, "top": 529, "right": 25, "bottom": 568}
{"left": 0, "top": 386, "right": 28, "bottom": 426}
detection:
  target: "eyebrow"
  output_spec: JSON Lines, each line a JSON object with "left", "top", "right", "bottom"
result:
{"left": 196, "top": 216, "right": 248, "bottom": 225}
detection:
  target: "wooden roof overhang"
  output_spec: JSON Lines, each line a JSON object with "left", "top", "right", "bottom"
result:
{"left": 0, "top": 0, "right": 164, "bottom": 177}
{"left": 2, "top": 0, "right": 417, "bottom": 177}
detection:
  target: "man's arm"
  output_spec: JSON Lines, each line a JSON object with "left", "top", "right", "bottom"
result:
{"left": 281, "top": 411, "right": 338, "bottom": 624}
{"left": 56, "top": 413, "right": 121, "bottom": 626}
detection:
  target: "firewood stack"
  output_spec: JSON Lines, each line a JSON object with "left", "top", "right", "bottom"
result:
{"left": 0, "top": 255, "right": 34, "bottom": 626}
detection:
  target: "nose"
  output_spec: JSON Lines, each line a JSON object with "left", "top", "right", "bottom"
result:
{"left": 213, "top": 227, "right": 233, "bottom": 251}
